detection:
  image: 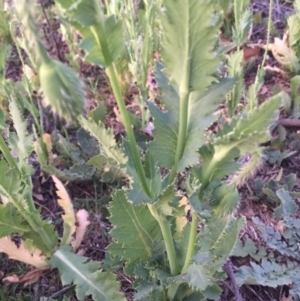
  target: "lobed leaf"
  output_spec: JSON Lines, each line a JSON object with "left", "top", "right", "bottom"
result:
{"left": 56, "top": 0, "right": 124, "bottom": 67}
{"left": 0, "top": 236, "right": 48, "bottom": 268}
{"left": 227, "top": 50, "right": 244, "bottom": 116}
{"left": 49, "top": 246, "right": 126, "bottom": 301}
{"left": 173, "top": 263, "right": 212, "bottom": 291}
{"left": 0, "top": 203, "right": 31, "bottom": 237}
{"left": 161, "top": 0, "right": 220, "bottom": 91}
{"left": 52, "top": 176, "right": 75, "bottom": 246}
{"left": 79, "top": 117, "right": 127, "bottom": 165}
{"left": 8, "top": 99, "right": 33, "bottom": 162}
{"left": 108, "top": 190, "right": 162, "bottom": 275}
{"left": 148, "top": 64, "right": 235, "bottom": 171}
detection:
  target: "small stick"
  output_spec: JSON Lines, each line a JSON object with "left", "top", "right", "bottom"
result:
{"left": 39, "top": 0, "right": 63, "bottom": 61}
{"left": 277, "top": 119, "right": 300, "bottom": 128}
{"left": 49, "top": 285, "right": 74, "bottom": 299}
{"left": 223, "top": 259, "right": 244, "bottom": 301}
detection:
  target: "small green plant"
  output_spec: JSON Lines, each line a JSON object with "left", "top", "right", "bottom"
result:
{"left": 217, "top": 0, "right": 252, "bottom": 48}
{"left": 233, "top": 185, "right": 300, "bottom": 298}
{"left": 0, "top": 0, "right": 282, "bottom": 300}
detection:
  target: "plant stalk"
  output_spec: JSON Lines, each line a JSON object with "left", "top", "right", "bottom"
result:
{"left": 168, "top": 91, "right": 189, "bottom": 184}
{"left": 181, "top": 211, "right": 198, "bottom": 273}
{"left": 107, "top": 63, "right": 152, "bottom": 197}
{"left": 148, "top": 204, "right": 179, "bottom": 276}
{"left": 90, "top": 24, "right": 152, "bottom": 197}
{"left": 9, "top": 193, "right": 55, "bottom": 253}
{"left": 0, "top": 135, "right": 19, "bottom": 171}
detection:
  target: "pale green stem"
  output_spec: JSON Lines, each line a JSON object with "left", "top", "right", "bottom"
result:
{"left": 167, "top": 210, "right": 198, "bottom": 300}
{"left": 168, "top": 91, "right": 189, "bottom": 183}
{"left": 0, "top": 134, "right": 54, "bottom": 252}
{"left": 0, "top": 135, "right": 19, "bottom": 171}
{"left": 90, "top": 15, "right": 178, "bottom": 281}
{"left": 181, "top": 211, "right": 198, "bottom": 273}
{"left": 104, "top": 0, "right": 111, "bottom": 15}
{"left": 261, "top": 0, "right": 273, "bottom": 67}
{"left": 12, "top": 194, "right": 54, "bottom": 253}
{"left": 10, "top": 23, "right": 42, "bottom": 134}
{"left": 107, "top": 64, "right": 152, "bottom": 197}
{"left": 90, "top": 25, "right": 151, "bottom": 197}
{"left": 16, "top": 1, "right": 51, "bottom": 66}
{"left": 233, "top": 0, "right": 240, "bottom": 51}
{"left": 148, "top": 204, "right": 179, "bottom": 276}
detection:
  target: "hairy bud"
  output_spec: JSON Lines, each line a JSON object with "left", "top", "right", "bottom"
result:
{"left": 39, "top": 60, "right": 85, "bottom": 122}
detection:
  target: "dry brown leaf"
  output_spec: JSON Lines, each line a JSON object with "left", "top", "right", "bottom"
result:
{"left": 34, "top": 133, "right": 54, "bottom": 165}
{"left": 243, "top": 45, "right": 260, "bottom": 62}
{"left": 275, "top": 220, "right": 286, "bottom": 234}
{"left": 0, "top": 237, "right": 48, "bottom": 268}
{"left": 264, "top": 65, "right": 288, "bottom": 78}
{"left": 175, "top": 216, "right": 188, "bottom": 239}
{"left": 3, "top": 267, "right": 48, "bottom": 286}
{"left": 42, "top": 133, "right": 53, "bottom": 154}
{"left": 174, "top": 196, "right": 190, "bottom": 239}
{"left": 179, "top": 196, "right": 190, "bottom": 214}
{"left": 3, "top": 274, "right": 19, "bottom": 283}
{"left": 71, "top": 209, "right": 90, "bottom": 252}
{"left": 258, "top": 85, "right": 268, "bottom": 96}
{"left": 52, "top": 176, "right": 76, "bottom": 245}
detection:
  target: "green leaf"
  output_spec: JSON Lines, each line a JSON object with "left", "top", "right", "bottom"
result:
{"left": 78, "top": 16, "right": 124, "bottom": 67}
{"left": 173, "top": 263, "right": 212, "bottom": 291}
{"left": 161, "top": 0, "right": 220, "bottom": 91}
{"left": 49, "top": 246, "right": 126, "bottom": 301}
{"left": 227, "top": 50, "right": 244, "bottom": 116}
{"left": 233, "top": 94, "right": 280, "bottom": 136}
{"left": 57, "top": 0, "right": 124, "bottom": 67}
{"left": 204, "top": 95, "right": 280, "bottom": 185}
{"left": 235, "top": 259, "right": 300, "bottom": 288}
{"left": 87, "top": 102, "right": 107, "bottom": 124}
{"left": 79, "top": 117, "right": 127, "bottom": 165}
{"left": 211, "top": 217, "right": 246, "bottom": 258}
{"left": 42, "top": 163, "right": 95, "bottom": 182}
{"left": 0, "top": 203, "right": 31, "bottom": 237}
{"left": 245, "top": 68, "right": 264, "bottom": 110}
{"left": 8, "top": 98, "right": 33, "bottom": 162}
{"left": 148, "top": 64, "right": 235, "bottom": 171}
{"left": 290, "top": 75, "right": 300, "bottom": 117}
{"left": 52, "top": 131, "right": 80, "bottom": 160}
{"left": 0, "top": 161, "right": 22, "bottom": 197}
{"left": 88, "top": 154, "right": 126, "bottom": 183}
{"left": 175, "top": 224, "right": 191, "bottom": 269}
{"left": 232, "top": 9, "right": 252, "bottom": 47}
{"left": 274, "top": 188, "right": 298, "bottom": 218}
{"left": 57, "top": 0, "right": 101, "bottom": 26}
{"left": 23, "top": 211, "right": 58, "bottom": 254}
{"left": 123, "top": 140, "right": 156, "bottom": 204}
{"left": 108, "top": 190, "right": 162, "bottom": 275}
{"left": 77, "top": 127, "right": 99, "bottom": 156}
{"left": 211, "top": 185, "right": 240, "bottom": 218}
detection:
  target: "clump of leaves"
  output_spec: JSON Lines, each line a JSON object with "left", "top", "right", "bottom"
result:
{"left": 0, "top": 0, "right": 282, "bottom": 300}
{"left": 233, "top": 186, "right": 300, "bottom": 298}
{"left": 263, "top": 0, "right": 300, "bottom": 74}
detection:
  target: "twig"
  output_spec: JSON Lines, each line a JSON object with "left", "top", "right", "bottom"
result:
{"left": 48, "top": 285, "right": 74, "bottom": 299}
{"left": 223, "top": 260, "right": 244, "bottom": 301}
{"left": 39, "top": 0, "right": 63, "bottom": 61}
{"left": 277, "top": 119, "right": 300, "bottom": 128}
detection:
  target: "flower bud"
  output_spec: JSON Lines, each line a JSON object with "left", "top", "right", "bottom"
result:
{"left": 39, "top": 60, "right": 85, "bottom": 122}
